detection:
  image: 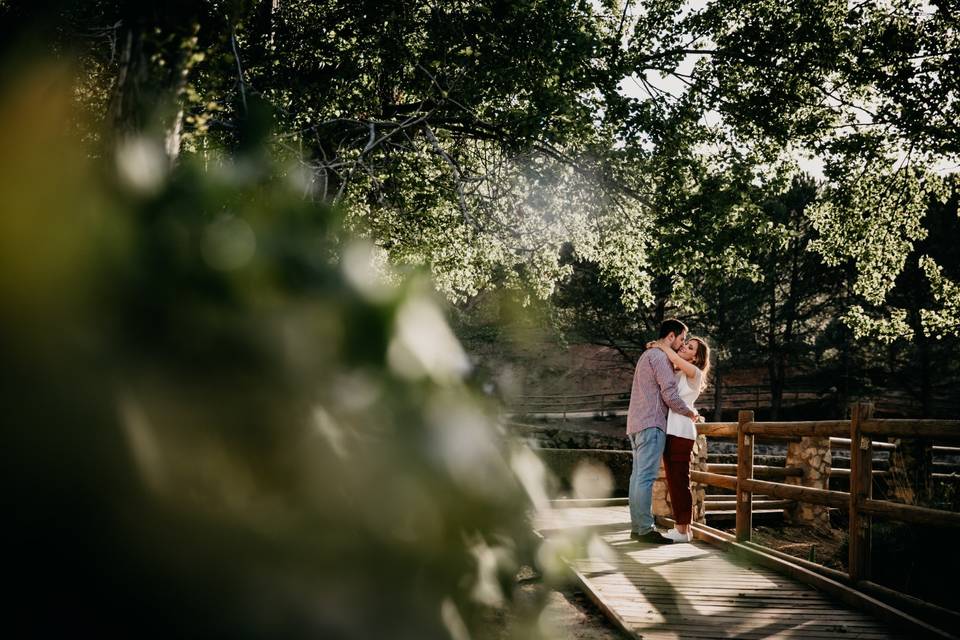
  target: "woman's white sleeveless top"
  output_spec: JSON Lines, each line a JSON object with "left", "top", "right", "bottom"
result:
{"left": 666, "top": 369, "right": 702, "bottom": 440}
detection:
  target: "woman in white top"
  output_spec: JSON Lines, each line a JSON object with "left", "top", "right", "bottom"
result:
{"left": 651, "top": 335, "right": 711, "bottom": 542}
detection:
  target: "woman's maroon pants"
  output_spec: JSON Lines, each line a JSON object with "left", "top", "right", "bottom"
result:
{"left": 664, "top": 435, "right": 695, "bottom": 525}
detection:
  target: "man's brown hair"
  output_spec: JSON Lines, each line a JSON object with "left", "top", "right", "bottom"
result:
{"left": 658, "top": 318, "right": 688, "bottom": 339}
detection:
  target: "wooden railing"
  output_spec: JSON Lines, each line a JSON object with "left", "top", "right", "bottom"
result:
{"left": 689, "top": 405, "right": 960, "bottom": 631}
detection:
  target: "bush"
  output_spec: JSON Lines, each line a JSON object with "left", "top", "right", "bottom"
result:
{"left": 0, "top": 66, "right": 552, "bottom": 638}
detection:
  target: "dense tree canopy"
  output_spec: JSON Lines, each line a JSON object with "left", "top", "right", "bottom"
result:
{"left": 2, "top": 0, "right": 957, "bottom": 337}
{"left": 2, "top": 2, "right": 959, "bottom": 635}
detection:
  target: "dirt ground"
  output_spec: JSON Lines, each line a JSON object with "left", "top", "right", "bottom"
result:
{"left": 484, "top": 567, "right": 629, "bottom": 639}
{"left": 745, "top": 524, "right": 848, "bottom": 570}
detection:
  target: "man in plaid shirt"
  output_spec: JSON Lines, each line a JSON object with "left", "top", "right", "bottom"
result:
{"left": 627, "top": 318, "right": 700, "bottom": 544}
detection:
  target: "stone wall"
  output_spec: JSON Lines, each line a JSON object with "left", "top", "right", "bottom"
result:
{"left": 532, "top": 432, "right": 707, "bottom": 525}
{"left": 692, "top": 435, "right": 708, "bottom": 523}
{"left": 784, "top": 436, "right": 832, "bottom": 527}
{"left": 654, "top": 434, "right": 707, "bottom": 524}
{"left": 511, "top": 421, "right": 629, "bottom": 451}
{"left": 535, "top": 448, "right": 632, "bottom": 496}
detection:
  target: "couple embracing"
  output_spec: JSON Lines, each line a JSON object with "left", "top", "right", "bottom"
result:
{"left": 627, "top": 318, "right": 711, "bottom": 544}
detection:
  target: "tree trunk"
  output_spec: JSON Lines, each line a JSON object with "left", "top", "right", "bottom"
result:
{"left": 916, "top": 322, "right": 932, "bottom": 418}
{"left": 769, "top": 367, "right": 783, "bottom": 420}
{"left": 712, "top": 282, "right": 727, "bottom": 421}
{"left": 907, "top": 268, "right": 933, "bottom": 418}
{"left": 773, "top": 234, "right": 802, "bottom": 420}
{"left": 109, "top": 9, "right": 200, "bottom": 162}
{"left": 839, "top": 270, "right": 854, "bottom": 415}
{"left": 652, "top": 273, "right": 671, "bottom": 326}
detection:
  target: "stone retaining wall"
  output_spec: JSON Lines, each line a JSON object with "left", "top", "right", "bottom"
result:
{"left": 654, "top": 435, "right": 708, "bottom": 524}
{"left": 785, "top": 436, "right": 832, "bottom": 527}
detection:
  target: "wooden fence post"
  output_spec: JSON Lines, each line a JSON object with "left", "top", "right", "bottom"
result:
{"left": 849, "top": 401, "right": 875, "bottom": 583}
{"left": 736, "top": 410, "right": 755, "bottom": 542}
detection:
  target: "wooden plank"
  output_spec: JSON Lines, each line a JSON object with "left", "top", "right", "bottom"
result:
{"left": 614, "top": 624, "right": 896, "bottom": 640}
{"left": 744, "top": 420, "right": 851, "bottom": 438}
{"left": 705, "top": 499, "right": 793, "bottom": 511}
{"left": 614, "top": 613, "right": 894, "bottom": 628}
{"left": 558, "top": 555, "right": 637, "bottom": 640}
{"left": 611, "top": 596, "right": 873, "bottom": 611}
{"left": 829, "top": 468, "right": 889, "bottom": 478}
{"left": 596, "top": 571, "right": 800, "bottom": 583}
{"left": 697, "top": 421, "right": 738, "bottom": 437}
{"left": 580, "top": 586, "right": 838, "bottom": 599}
{"left": 831, "top": 437, "right": 897, "bottom": 451}
{"left": 703, "top": 509, "right": 786, "bottom": 521}
{"left": 613, "top": 610, "right": 896, "bottom": 628}
{"left": 933, "top": 445, "right": 960, "bottom": 453}
{"left": 707, "top": 463, "right": 803, "bottom": 477}
{"left": 690, "top": 469, "right": 738, "bottom": 490}
{"left": 739, "top": 477, "right": 850, "bottom": 508}
{"left": 617, "top": 623, "right": 896, "bottom": 640}
{"left": 860, "top": 419, "right": 960, "bottom": 440}
{"left": 857, "top": 579, "right": 960, "bottom": 632}
{"left": 612, "top": 609, "right": 895, "bottom": 628}
{"left": 580, "top": 583, "right": 833, "bottom": 597}
{"left": 609, "top": 603, "right": 887, "bottom": 618}
{"left": 736, "top": 410, "right": 754, "bottom": 542}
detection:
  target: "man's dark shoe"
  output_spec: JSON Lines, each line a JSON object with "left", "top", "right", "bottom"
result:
{"left": 630, "top": 530, "right": 673, "bottom": 544}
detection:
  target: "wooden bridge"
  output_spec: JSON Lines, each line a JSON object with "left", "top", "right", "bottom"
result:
{"left": 533, "top": 405, "right": 960, "bottom": 639}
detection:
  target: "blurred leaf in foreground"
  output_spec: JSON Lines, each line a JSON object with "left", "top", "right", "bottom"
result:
{"left": 0, "top": 63, "right": 551, "bottom": 639}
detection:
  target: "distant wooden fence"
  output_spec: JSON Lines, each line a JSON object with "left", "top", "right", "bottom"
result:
{"left": 510, "top": 391, "right": 631, "bottom": 417}
{"left": 512, "top": 384, "right": 955, "bottom": 417}
{"left": 510, "top": 384, "right": 830, "bottom": 416}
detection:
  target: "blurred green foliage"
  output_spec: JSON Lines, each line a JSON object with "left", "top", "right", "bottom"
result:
{"left": 0, "top": 64, "right": 560, "bottom": 638}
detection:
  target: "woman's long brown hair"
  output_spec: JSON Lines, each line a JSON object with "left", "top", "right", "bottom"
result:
{"left": 688, "top": 336, "right": 711, "bottom": 391}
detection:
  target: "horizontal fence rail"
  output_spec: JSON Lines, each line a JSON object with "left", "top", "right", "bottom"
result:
{"left": 861, "top": 419, "right": 960, "bottom": 440}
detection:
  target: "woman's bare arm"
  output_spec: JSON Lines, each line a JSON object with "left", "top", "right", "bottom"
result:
{"left": 655, "top": 340, "right": 699, "bottom": 381}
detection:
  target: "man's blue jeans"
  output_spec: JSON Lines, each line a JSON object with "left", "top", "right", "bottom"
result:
{"left": 629, "top": 427, "right": 665, "bottom": 535}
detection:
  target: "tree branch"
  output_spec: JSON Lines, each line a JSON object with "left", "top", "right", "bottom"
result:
{"left": 423, "top": 123, "right": 475, "bottom": 228}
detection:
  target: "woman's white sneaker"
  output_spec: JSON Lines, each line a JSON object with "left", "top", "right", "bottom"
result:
{"left": 663, "top": 528, "right": 692, "bottom": 542}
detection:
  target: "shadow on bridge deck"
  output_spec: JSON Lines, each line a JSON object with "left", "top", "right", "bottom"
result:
{"left": 534, "top": 506, "right": 908, "bottom": 639}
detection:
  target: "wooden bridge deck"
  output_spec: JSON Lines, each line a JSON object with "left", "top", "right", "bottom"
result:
{"left": 534, "top": 506, "right": 906, "bottom": 639}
